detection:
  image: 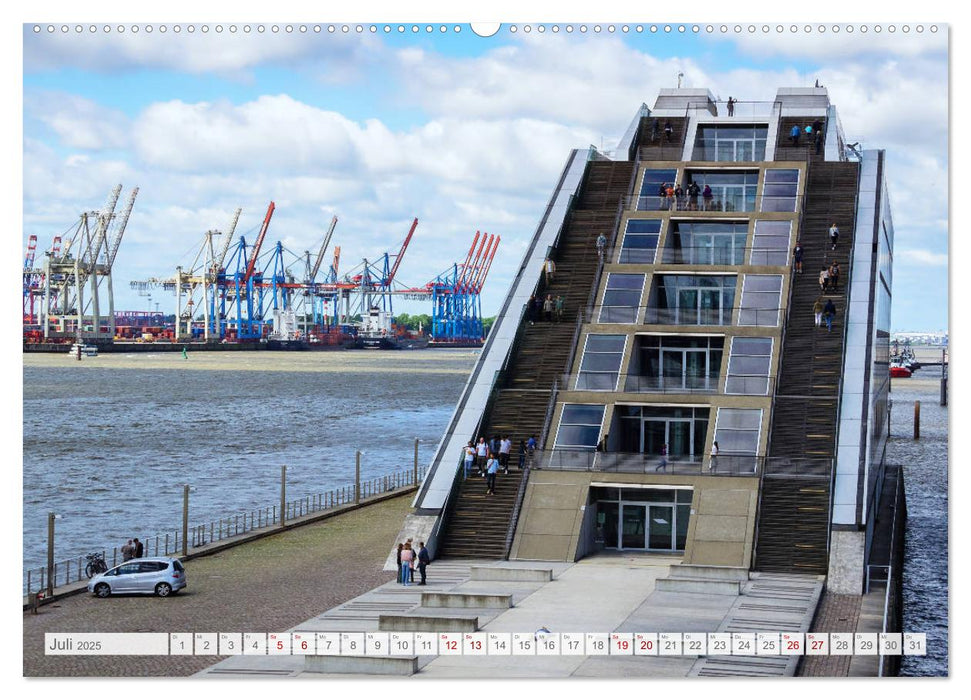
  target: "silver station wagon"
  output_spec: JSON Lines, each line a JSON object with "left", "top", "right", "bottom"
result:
{"left": 87, "top": 557, "right": 187, "bottom": 598}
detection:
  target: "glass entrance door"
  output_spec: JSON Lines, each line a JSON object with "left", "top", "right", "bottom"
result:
{"left": 648, "top": 505, "right": 674, "bottom": 550}
{"left": 642, "top": 418, "right": 693, "bottom": 458}
{"left": 621, "top": 504, "right": 646, "bottom": 549}
{"left": 667, "top": 420, "right": 691, "bottom": 459}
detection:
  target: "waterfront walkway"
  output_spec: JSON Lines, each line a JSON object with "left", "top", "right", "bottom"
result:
{"left": 22, "top": 493, "right": 413, "bottom": 677}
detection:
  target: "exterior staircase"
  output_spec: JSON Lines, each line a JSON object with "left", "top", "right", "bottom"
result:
{"left": 774, "top": 116, "right": 828, "bottom": 161}
{"left": 754, "top": 159, "right": 860, "bottom": 575}
{"left": 436, "top": 159, "right": 635, "bottom": 559}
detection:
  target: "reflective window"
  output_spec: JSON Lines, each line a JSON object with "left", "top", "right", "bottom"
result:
{"left": 649, "top": 275, "right": 737, "bottom": 325}
{"left": 738, "top": 275, "right": 783, "bottom": 327}
{"left": 617, "top": 405, "right": 710, "bottom": 460}
{"left": 750, "top": 220, "right": 793, "bottom": 266}
{"left": 725, "top": 336, "right": 773, "bottom": 395}
{"left": 629, "top": 335, "right": 723, "bottom": 392}
{"left": 576, "top": 334, "right": 627, "bottom": 391}
{"left": 599, "top": 273, "right": 645, "bottom": 324}
{"left": 685, "top": 171, "right": 759, "bottom": 212}
{"left": 693, "top": 124, "right": 768, "bottom": 162}
{"left": 663, "top": 221, "right": 747, "bottom": 265}
{"left": 554, "top": 404, "right": 606, "bottom": 450}
{"left": 761, "top": 169, "right": 800, "bottom": 212}
{"left": 714, "top": 407, "right": 763, "bottom": 467}
{"left": 620, "top": 219, "right": 661, "bottom": 264}
{"left": 637, "top": 169, "right": 679, "bottom": 211}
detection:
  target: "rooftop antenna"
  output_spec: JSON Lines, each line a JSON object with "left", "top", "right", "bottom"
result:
{"left": 677, "top": 71, "right": 684, "bottom": 88}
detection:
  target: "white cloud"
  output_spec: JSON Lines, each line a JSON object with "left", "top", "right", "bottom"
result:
{"left": 707, "top": 25, "right": 948, "bottom": 61}
{"left": 25, "top": 91, "right": 131, "bottom": 150}
{"left": 897, "top": 249, "right": 948, "bottom": 267}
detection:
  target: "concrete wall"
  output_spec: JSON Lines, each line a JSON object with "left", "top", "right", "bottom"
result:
{"left": 509, "top": 470, "right": 759, "bottom": 567}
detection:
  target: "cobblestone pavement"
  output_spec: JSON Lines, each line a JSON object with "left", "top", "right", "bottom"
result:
{"left": 23, "top": 494, "right": 411, "bottom": 677}
{"left": 797, "top": 591, "right": 863, "bottom": 676}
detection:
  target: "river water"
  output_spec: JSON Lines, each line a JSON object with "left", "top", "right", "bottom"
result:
{"left": 22, "top": 349, "right": 475, "bottom": 574}
{"left": 888, "top": 369, "right": 949, "bottom": 677}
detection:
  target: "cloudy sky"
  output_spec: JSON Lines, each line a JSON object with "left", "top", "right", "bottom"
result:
{"left": 22, "top": 20, "right": 948, "bottom": 331}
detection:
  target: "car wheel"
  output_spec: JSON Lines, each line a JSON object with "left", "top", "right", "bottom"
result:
{"left": 94, "top": 583, "right": 110, "bottom": 598}
{"left": 155, "top": 582, "right": 172, "bottom": 598}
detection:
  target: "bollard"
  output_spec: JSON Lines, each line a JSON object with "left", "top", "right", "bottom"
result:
{"left": 414, "top": 438, "right": 420, "bottom": 485}
{"left": 913, "top": 401, "right": 920, "bottom": 440}
{"left": 280, "top": 465, "right": 287, "bottom": 526}
{"left": 182, "top": 485, "right": 190, "bottom": 556}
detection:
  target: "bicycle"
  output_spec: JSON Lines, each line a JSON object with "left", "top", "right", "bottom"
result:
{"left": 84, "top": 552, "right": 108, "bottom": 578}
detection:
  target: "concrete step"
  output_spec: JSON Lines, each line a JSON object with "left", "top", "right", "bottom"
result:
{"left": 668, "top": 564, "right": 750, "bottom": 582}
{"left": 470, "top": 566, "right": 553, "bottom": 582}
{"left": 378, "top": 614, "right": 479, "bottom": 632}
{"left": 305, "top": 655, "right": 417, "bottom": 676}
{"left": 421, "top": 592, "right": 513, "bottom": 609}
{"left": 655, "top": 577, "right": 742, "bottom": 595}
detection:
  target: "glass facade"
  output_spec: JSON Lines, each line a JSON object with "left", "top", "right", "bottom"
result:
{"left": 620, "top": 219, "right": 662, "bottom": 264}
{"left": 593, "top": 487, "right": 692, "bottom": 551}
{"left": 554, "top": 404, "right": 606, "bottom": 450}
{"left": 576, "top": 334, "right": 627, "bottom": 391}
{"left": 662, "top": 221, "right": 748, "bottom": 265}
{"left": 738, "top": 274, "right": 783, "bottom": 327}
{"left": 713, "top": 407, "right": 763, "bottom": 466}
{"left": 750, "top": 220, "right": 792, "bottom": 266}
{"left": 692, "top": 124, "right": 768, "bottom": 162}
{"left": 686, "top": 171, "right": 758, "bottom": 212}
{"left": 629, "top": 335, "right": 723, "bottom": 392}
{"left": 599, "top": 273, "right": 645, "bottom": 323}
{"left": 617, "top": 405, "right": 709, "bottom": 461}
{"left": 725, "top": 337, "right": 773, "bottom": 395}
{"left": 760, "top": 169, "right": 800, "bottom": 212}
{"left": 637, "top": 168, "right": 679, "bottom": 211}
{"left": 649, "top": 274, "right": 737, "bottom": 325}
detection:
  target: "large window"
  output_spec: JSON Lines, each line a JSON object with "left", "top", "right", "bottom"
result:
{"left": 576, "top": 335, "right": 627, "bottom": 391}
{"left": 750, "top": 220, "right": 792, "bottom": 266}
{"left": 725, "top": 336, "right": 773, "bottom": 395}
{"left": 594, "top": 487, "right": 693, "bottom": 551}
{"left": 693, "top": 124, "right": 768, "bottom": 162}
{"left": 686, "top": 171, "right": 759, "bottom": 212}
{"left": 662, "top": 221, "right": 747, "bottom": 265}
{"left": 617, "top": 405, "right": 709, "bottom": 461}
{"left": 629, "top": 335, "right": 723, "bottom": 392}
{"left": 738, "top": 274, "right": 783, "bottom": 327}
{"left": 637, "top": 168, "right": 679, "bottom": 211}
{"left": 649, "top": 274, "right": 737, "bottom": 325}
{"left": 619, "top": 219, "right": 662, "bottom": 264}
{"left": 760, "top": 169, "right": 800, "bottom": 212}
{"left": 554, "top": 404, "right": 606, "bottom": 451}
{"left": 713, "top": 408, "right": 763, "bottom": 471}
{"left": 599, "top": 273, "right": 645, "bottom": 324}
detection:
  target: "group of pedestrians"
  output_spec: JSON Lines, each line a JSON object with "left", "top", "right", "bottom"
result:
{"left": 394, "top": 539, "right": 430, "bottom": 586}
{"left": 788, "top": 119, "right": 825, "bottom": 153}
{"left": 526, "top": 293, "right": 565, "bottom": 324}
{"left": 464, "top": 435, "right": 536, "bottom": 494}
{"left": 120, "top": 538, "right": 144, "bottom": 561}
{"left": 656, "top": 181, "right": 711, "bottom": 212}
{"left": 818, "top": 261, "right": 841, "bottom": 293}
{"left": 813, "top": 296, "right": 839, "bottom": 332}
{"left": 649, "top": 119, "right": 675, "bottom": 143}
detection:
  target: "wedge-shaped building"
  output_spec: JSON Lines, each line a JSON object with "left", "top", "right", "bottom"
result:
{"left": 402, "top": 87, "right": 896, "bottom": 596}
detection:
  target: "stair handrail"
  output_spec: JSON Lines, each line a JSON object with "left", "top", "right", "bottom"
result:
{"left": 502, "top": 465, "right": 532, "bottom": 560}
{"left": 538, "top": 378, "right": 560, "bottom": 450}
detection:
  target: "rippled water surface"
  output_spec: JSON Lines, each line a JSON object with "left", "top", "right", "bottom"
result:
{"left": 889, "top": 370, "right": 949, "bottom": 677}
{"left": 23, "top": 349, "right": 475, "bottom": 572}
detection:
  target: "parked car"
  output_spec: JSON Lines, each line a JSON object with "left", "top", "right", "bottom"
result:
{"left": 87, "top": 557, "right": 186, "bottom": 598}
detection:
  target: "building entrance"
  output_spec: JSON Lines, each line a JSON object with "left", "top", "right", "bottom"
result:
{"left": 593, "top": 486, "right": 692, "bottom": 552}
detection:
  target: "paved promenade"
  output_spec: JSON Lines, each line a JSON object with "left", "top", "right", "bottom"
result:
{"left": 198, "top": 553, "right": 824, "bottom": 679}
{"left": 22, "top": 493, "right": 412, "bottom": 677}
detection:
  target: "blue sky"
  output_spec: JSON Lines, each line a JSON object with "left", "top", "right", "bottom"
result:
{"left": 21, "top": 21, "right": 949, "bottom": 331}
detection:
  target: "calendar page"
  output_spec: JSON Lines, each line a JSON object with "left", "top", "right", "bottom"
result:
{"left": 17, "top": 0, "right": 950, "bottom": 688}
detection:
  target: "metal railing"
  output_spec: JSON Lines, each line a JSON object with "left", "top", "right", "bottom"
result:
{"left": 23, "top": 463, "right": 426, "bottom": 596}
{"left": 585, "top": 304, "right": 784, "bottom": 328}
{"left": 535, "top": 450, "right": 834, "bottom": 477}
{"left": 560, "top": 372, "right": 778, "bottom": 396}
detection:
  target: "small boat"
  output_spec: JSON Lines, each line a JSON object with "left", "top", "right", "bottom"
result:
{"left": 890, "top": 363, "right": 912, "bottom": 378}
{"left": 69, "top": 342, "right": 98, "bottom": 357}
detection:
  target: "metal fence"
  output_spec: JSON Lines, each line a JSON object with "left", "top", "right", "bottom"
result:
{"left": 23, "top": 464, "right": 425, "bottom": 596}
